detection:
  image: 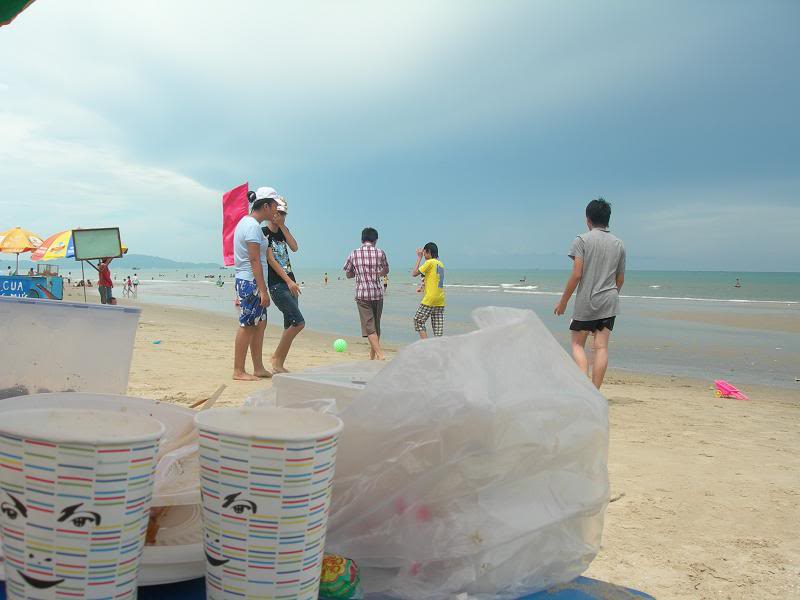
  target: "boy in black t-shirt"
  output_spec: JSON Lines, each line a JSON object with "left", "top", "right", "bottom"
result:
{"left": 263, "top": 197, "right": 304, "bottom": 373}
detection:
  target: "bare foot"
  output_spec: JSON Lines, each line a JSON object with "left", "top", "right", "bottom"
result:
{"left": 253, "top": 369, "right": 273, "bottom": 378}
{"left": 233, "top": 372, "right": 259, "bottom": 381}
{"left": 270, "top": 359, "right": 289, "bottom": 374}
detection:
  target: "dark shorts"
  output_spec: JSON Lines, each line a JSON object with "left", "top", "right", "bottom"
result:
{"left": 570, "top": 316, "right": 616, "bottom": 332}
{"left": 269, "top": 282, "right": 305, "bottom": 329}
{"left": 235, "top": 279, "right": 267, "bottom": 327}
{"left": 99, "top": 286, "right": 113, "bottom": 304}
{"left": 356, "top": 298, "right": 383, "bottom": 337}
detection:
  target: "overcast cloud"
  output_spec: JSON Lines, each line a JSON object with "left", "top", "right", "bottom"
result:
{"left": 1, "top": 1, "right": 798, "bottom": 270}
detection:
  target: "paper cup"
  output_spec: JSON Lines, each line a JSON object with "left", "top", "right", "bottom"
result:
{"left": 0, "top": 408, "right": 164, "bottom": 600}
{"left": 196, "top": 407, "right": 344, "bottom": 600}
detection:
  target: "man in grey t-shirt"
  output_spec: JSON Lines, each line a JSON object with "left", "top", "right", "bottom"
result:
{"left": 555, "top": 198, "right": 626, "bottom": 389}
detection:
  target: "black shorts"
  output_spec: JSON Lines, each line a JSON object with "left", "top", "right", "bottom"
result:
{"left": 569, "top": 316, "right": 616, "bottom": 332}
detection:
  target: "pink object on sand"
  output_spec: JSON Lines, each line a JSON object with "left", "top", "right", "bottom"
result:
{"left": 222, "top": 182, "right": 249, "bottom": 266}
{"left": 714, "top": 379, "right": 749, "bottom": 400}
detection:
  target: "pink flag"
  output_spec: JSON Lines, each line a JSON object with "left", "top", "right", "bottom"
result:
{"left": 222, "top": 182, "right": 249, "bottom": 266}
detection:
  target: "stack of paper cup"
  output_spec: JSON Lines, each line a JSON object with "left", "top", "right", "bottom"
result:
{"left": 0, "top": 408, "right": 164, "bottom": 600}
{"left": 196, "top": 407, "right": 344, "bottom": 600}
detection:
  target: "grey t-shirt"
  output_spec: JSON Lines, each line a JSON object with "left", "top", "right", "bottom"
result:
{"left": 568, "top": 228, "right": 626, "bottom": 321}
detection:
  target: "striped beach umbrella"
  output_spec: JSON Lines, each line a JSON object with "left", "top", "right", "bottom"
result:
{"left": 0, "top": 226, "right": 44, "bottom": 272}
{"left": 30, "top": 229, "right": 74, "bottom": 261}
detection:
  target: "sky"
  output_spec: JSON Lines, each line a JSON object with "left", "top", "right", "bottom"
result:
{"left": 1, "top": 1, "right": 798, "bottom": 271}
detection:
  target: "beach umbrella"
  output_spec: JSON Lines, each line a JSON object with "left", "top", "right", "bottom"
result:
{"left": 0, "top": 0, "right": 36, "bottom": 27}
{"left": 0, "top": 226, "right": 44, "bottom": 273}
{"left": 31, "top": 229, "right": 128, "bottom": 261}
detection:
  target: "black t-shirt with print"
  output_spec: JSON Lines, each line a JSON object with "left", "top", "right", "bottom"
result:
{"left": 263, "top": 225, "right": 296, "bottom": 287}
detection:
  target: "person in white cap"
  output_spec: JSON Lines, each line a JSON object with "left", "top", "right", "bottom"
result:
{"left": 232, "top": 186, "right": 278, "bottom": 381}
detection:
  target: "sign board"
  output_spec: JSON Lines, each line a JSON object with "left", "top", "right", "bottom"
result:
{"left": 0, "top": 276, "right": 62, "bottom": 300}
{"left": 0, "top": 276, "right": 34, "bottom": 297}
{"left": 72, "top": 228, "right": 123, "bottom": 261}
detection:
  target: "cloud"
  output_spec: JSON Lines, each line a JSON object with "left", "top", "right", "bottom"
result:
{"left": 0, "top": 1, "right": 797, "bottom": 268}
{"left": 0, "top": 113, "right": 222, "bottom": 260}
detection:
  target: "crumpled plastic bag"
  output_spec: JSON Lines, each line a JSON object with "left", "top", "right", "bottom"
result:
{"left": 325, "top": 307, "right": 609, "bottom": 600}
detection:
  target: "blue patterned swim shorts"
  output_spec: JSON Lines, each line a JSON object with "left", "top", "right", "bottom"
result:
{"left": 235, "top": 279, "right": 267, "bottom": 327}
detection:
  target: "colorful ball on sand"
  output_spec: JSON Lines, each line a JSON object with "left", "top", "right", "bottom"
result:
{"left": 333, "top": 339, "right": 347, "bottom": 353}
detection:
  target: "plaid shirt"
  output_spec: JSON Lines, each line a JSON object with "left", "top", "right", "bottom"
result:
{"left": 343, "top": 242, "right": 389, "bottom": 301}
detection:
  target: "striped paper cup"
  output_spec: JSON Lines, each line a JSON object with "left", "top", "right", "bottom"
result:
{"left": 0, "top": 408, "right": 164, "bottom": 600}
{"left": 196, "top": 407, "right": 344, "bottom": 600}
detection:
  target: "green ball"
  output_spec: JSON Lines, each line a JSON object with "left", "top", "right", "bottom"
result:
{"left": 333, "top": 338, "right": 347, "bottom": 352}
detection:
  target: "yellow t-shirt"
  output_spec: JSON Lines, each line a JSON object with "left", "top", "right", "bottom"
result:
{"left": 419, "top": 259, "right": 445, "bottom": 307}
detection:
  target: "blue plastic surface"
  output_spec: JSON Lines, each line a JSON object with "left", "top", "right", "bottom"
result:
{"left": 0, "top": 576, "right": 654, "bottom": 599}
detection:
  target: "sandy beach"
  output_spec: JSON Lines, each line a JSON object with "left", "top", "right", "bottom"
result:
{"left": 68, "top": 287, "right": 800, "bottom": 599}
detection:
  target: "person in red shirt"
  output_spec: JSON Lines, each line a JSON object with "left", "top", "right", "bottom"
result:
{"left": 91, "top": 258, "right": 115, "bottom": 305}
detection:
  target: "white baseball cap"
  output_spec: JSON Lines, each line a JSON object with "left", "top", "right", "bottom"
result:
{"left": 254, "top": 186, "right": 279, "bottom": 202}
{"left": 274, "top": 197, "right": 288, "bottom": 213}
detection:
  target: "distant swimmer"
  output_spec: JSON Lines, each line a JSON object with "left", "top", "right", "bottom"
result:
{"left": 734, "top": 278, "right": 742, "bottom": 288}
{"left": 520, "top": 275, "right": 527, "bottom": 283}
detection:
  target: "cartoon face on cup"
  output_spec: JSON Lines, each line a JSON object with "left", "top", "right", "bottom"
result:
{"left": 203, "top": 492, "right": 259, "bottom": 568}
{"left": 1, "top": 492, "right": 105, "bottom": 590}
{"left": 0, "top": 408, "right": 163, "bottom": 600}
{"left": 196, "top": 407, "right": 344, "bottom": 600}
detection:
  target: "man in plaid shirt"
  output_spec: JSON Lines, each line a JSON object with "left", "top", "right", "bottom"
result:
{"left": 344, "top": 227, "right": 390, "bottom": 360}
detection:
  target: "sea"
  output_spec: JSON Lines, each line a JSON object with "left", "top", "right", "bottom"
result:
{"left": 105, "top": 268, "right": 800, "bottom": 389}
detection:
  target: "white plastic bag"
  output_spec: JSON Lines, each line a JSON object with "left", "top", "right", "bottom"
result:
{"left": 326, "top": 307, "right": 609, "bottom": 600}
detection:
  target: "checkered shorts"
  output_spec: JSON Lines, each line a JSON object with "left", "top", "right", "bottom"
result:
{"left": 413, "top": 304, "right": 445, "bottom": 336}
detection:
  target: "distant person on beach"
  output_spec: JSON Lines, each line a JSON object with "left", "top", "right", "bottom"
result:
{"left": 554, "top": 198, "right": 626, "bottom": 389}
{"left": 411, "top": 242, "right": 446, "bottom": 338}
{"left": 232, "top": 187, "right": 278, "bottom": 381}
{"left": 382, "top": 274, "right": 389, "bottom": 291}
{"left": 734, "top": 277, "right": 741, "bottom": 288}
{"left": 344, "top": 227, "right": 389, "bottom": 360}
{"left": 324, "top": 272, "right": 328, "bottom": 285}
{"left": 263, "top": 196, "right": 304, "bottom": 374}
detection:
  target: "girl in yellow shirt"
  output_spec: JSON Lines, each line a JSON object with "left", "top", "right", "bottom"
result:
{"left": 411, "top": 242, "right": 445, "bottom": 338}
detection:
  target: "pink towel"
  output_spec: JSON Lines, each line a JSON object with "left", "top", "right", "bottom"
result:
{"left": 222, "top": 182, "right": 249, "bottom": 266}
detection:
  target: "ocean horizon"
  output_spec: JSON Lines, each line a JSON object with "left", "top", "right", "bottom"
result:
{"left": 94, "top": 267, "right": 800, "bottom": 390}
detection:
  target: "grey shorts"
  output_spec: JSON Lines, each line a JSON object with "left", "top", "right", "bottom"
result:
{"left": 356, "top": 299, "right": 383, "bottom": 337}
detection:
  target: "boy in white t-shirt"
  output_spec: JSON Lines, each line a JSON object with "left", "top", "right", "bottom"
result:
{"left": 232, "top": 187, "right": 278, "bottom": 381}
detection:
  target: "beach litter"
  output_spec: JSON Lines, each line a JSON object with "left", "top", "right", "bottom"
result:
{"left": 325, "top": 306, "right": 609, "bottom": 599}
{"left": 153, "top": 339, "right": 162, "bottom": 344}
{"left": 714, "top": 379, "right": 749, "bottom": 400}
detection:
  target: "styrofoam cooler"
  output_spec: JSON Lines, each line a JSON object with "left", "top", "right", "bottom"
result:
{"left": 272, "top": 361, "right": 385, "bottom": 412}
{"left": 0, "top": 297, "right": 140, "bottom": 399}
